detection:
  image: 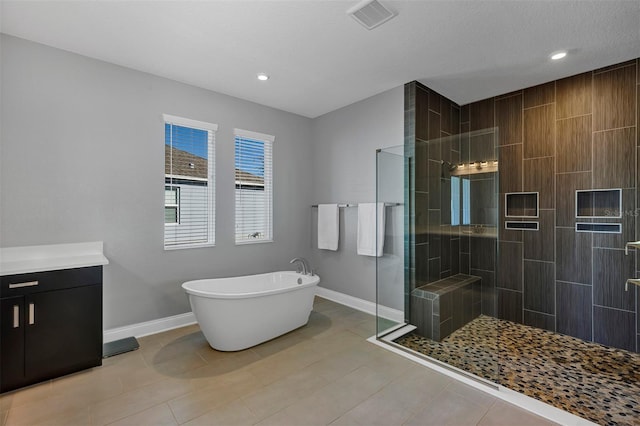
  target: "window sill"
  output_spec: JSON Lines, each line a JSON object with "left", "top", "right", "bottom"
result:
{"left": 235, "top": 239, "right": 273, "bottom": 246}
{"left": 164, "top": 242, "right": 216, "bottom": 251}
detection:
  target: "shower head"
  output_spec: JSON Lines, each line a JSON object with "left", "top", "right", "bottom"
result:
{"left": 443, "top": 161, "right": 457, "bottom": 171}
{"left": 441, "top": 160, "right": 457, "bottom": 177}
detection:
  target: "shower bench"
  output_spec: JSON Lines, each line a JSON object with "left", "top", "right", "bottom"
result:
{"left": 410, "top": 274, "right": 481, "bottom": 341}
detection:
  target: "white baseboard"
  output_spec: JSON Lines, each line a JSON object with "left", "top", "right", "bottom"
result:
{"left": 103, "top": 287, "right": 402, "bottom": 343}
{"left": 315, "top": 286, "right": 404, "bottom": 323}
{"left": 103, "top": 312, "right": 196, "bottom": 343}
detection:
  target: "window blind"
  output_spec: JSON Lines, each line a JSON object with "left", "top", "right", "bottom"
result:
{"left": 164, "top": 114, "right": 217, "bottom": 249}
{"left": 234, "top": 129, "right": 274, "bottom": 244}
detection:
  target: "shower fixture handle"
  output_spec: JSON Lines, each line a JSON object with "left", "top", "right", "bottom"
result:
{"left": 625, "top": 278, "right": 640, "bottom": 291}
{"left": 624, "top": 241, "right": 640, "bottom": 255}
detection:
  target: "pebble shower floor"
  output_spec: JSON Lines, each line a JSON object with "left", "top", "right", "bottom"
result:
{"left": 395, "top": 315, "right": 640, "bottom": 426}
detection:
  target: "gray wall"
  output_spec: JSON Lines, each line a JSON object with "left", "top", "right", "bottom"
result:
{"left": 0, "top": 35, "right": 314, "bottom": 329}
{"left": 310, "top": 87, "right": 404, "bottom": 305}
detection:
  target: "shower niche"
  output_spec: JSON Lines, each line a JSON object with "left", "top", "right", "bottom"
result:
{"left": 575, "top": 188, "right": 622, "bottom": 234}
{"left": 504, "top": 192, "right": 539, "bottom": 231}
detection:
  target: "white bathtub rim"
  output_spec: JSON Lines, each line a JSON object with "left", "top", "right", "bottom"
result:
{"left": 182, "top": 271, "right": 320, "bottom": 299}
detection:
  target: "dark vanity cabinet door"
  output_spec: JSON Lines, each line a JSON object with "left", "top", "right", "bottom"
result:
{"left": 0, "top": 296, "right": 26, "bottom": 390}
{"left": 24, "top": 284, "right": 102, "bottom": 383}
{"left": 0, "top": 267, "right": 103, "bottom": 393}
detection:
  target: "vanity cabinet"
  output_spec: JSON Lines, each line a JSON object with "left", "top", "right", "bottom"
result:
{"left": 0, "top": 266, "right": 103, "bottom": 393}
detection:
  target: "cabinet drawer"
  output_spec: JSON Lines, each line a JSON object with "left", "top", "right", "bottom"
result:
{"left": 0, "top": 266, "right": 102, "bottom": 297}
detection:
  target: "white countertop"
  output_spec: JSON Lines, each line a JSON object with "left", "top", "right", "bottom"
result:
{"left": 0, "top": 241, "right": 109, "bottom": 276}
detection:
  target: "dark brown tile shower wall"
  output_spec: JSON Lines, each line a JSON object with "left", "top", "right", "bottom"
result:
{"left": 406, "top": 82, "right": 462, "bottom": 325}
{"left": 463, "top": 58, "right": 640, "bottom": 352}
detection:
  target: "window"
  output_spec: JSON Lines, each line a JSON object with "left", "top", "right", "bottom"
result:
{"left": 164, "top": 114, "right": 217, "bottom": 249}
{"left": 164, "top": 186, "right": 179, "bottom": 224}
{"left": 234, "top": 128, "right": 274, "bottom": 244}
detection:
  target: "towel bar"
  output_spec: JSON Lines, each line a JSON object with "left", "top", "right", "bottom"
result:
{"left": 311, "top": 202, "right": 402, "bottom": 208}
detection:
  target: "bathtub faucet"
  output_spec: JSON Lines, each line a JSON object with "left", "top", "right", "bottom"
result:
{"left": 290, "top": 257, "right": 312, "bottom": 275}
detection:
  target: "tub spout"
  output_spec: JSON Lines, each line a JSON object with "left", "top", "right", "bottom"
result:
{"left": 290, "top": 257, "right": 311, "bottom": 275}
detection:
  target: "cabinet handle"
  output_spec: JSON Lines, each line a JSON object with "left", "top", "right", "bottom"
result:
{"left": 28, "top": 303, "right": 35, "bottom": 325}
{"left": 9, "top": 281, "right": 39, "bottom": 289}
{"left": 13, "top": 305, "right": 19, "bottom": 328}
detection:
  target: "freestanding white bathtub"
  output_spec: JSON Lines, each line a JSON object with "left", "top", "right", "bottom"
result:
{"left": 182, "top": 271, "right": 320, "bottom": 351}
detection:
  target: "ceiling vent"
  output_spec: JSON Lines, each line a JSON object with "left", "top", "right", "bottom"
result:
{"left": 347, "top": 0, "right": 396, "bottom": 30}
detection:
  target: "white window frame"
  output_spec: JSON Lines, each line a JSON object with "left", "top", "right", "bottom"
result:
{"left": 234, "top": 128, "right": 274, "bottom": 245}
{"left": 163, "top": 114, "right": 217, "bottom": 250}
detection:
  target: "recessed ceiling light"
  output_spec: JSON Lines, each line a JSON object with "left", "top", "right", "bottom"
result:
{"left": 257, "top": 73, "right": 269, "bottom": 81}
{"left": 550, "top": 51, "right": 567, "bottom": 60}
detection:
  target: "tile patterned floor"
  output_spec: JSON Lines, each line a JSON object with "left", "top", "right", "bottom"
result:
{"left": 0, "top": 298, "right": 554, "bottom": 426}
{"left": 395, "top": 315, "right": 640, "bottom": 426}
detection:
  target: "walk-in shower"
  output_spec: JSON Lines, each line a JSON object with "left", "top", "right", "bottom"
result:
{"left": 374, "top": 78, "right": 640, "bottom": 425}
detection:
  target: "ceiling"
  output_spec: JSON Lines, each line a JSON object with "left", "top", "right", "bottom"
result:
{"left": 1, "top": 1, "right": 639, "bottom": 118}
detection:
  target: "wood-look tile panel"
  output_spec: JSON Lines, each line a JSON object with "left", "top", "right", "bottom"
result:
{"left": 415, "top": 243, "right": 429, "bottom": 283}
{"left": 593, "top": 188, "right": 636, "bottom": 249}
{"left": 415, "top": 87, "right": 429, "bottom": 141}
{"left": 593, "top": 127, "right": 635, "bottom": 189}
{"left": 523, "top": 209, "right": 554, "bottom": 262}
{"left": 470, "top": 178, "right": 498, "bottom": 226}
{"left": 593, "top": 64, "right": 636, "bottom": 131}
{"left": 451, "top": 238, "right": 460, "bottom": 275}
{"left": 556, "top": 115, "right": 592, "bottom": 173}
{"left": 469, "top": 236, "right": 496, "bottom": 271}
{"left": 460, "top": 252, "right": 470, "bottom": 275}
{"left": 556, "top": 227, "right": 592, "bottom": 284}
{"left": 441, "top": 102, "right": 452, "bottom": 135}
{"left": 428, "top": 110, "right": 440, "bottom": 141}
{"left": 497, "top": 289, "right": 523, "bottom": 324}
{"left": 441, "top": 233, "right": 451, "bottom": 273}
{"left": 556, "top": 281, "right": 592, "bottom": 341}
{"left": 523, "top": 310, "right": 555, "bottom": 332}
{"left": 495, "top": 94, "right": 523, "bottom": 146}
{"left": 498, "top": 144, "right": 522, "bottom": 194}
{"left": 415, "top": 192, "right": 428, "bottom": 245}
{"left": 414, "top": 141, "right": 428, "bottom": 191}
{"left": 523, "top": 82, "right": 555, "bottom": 108}
{"left": 461, "top": 104, "right": 469, "bottom": 123}
{"left": 411, "top": 295, "right": 432, "bottom": 338}
{"left": 555, "top": 172, "right": 591, "bottom": 227}
{"left": 429, "top": 90, "right": 442, "bottom": 114}
{"left": 452, "top": 106, "right": 460, "bottom": 136}
{"left": 593, "top": 248, "right": 636, "bottom": 311}
{"left": 523, "top": 157, "right": 554, "bottom": 209}
{"left": 404, "top": 82, "right": 415, "bottom": 111}
{"left": 593, "top": 306, "right": 636, "bottom": 352}
{"left": 523, "top": 260, "right": 555, "bottom": 314}
{"left": 499, "top": 197, "right": 523, "bottom": 242}
{"left": 593, "top": 59, "right": 637, "bottom": 74}
{"left": 428, "top": 257, "right": 441, "bottom": 283}
{"left": 428, "top": 163, "right": 440, "bottom": 208}
{"left": 469, "top": 132, "right": 497, "bottom": 161}
{"left": 497, "top": 241, "right": 523, "bottom": 291}
{"left": 469, "top": 98, "right": 495, "bottom": 131}
{"left": 428, "top": 211, "right": 441, "bottom": 257}
{"left": 428, "top": 136, "right": 441, "bottom": 161}
{"left": 556, "top": 72, "right": 592, "bottom": 119}
{"left": 471, "top": 268, "right": 496, "bottom": 317}
{"left": 523, "top": 104, "right": 555, "bottom": 159}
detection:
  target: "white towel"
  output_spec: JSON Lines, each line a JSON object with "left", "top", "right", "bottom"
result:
{"left": 318, "top": 204, "right": 339, "bottom": 250}
{"left": 357, "top": 203, "right": 385, "bottom": 257}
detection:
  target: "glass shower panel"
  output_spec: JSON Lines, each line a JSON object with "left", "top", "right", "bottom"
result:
{"left": 375, "top": 145, "right": 405, "bottom": 337}
{"left": 392, "top": 130, "right": 500, "bottom": 384}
